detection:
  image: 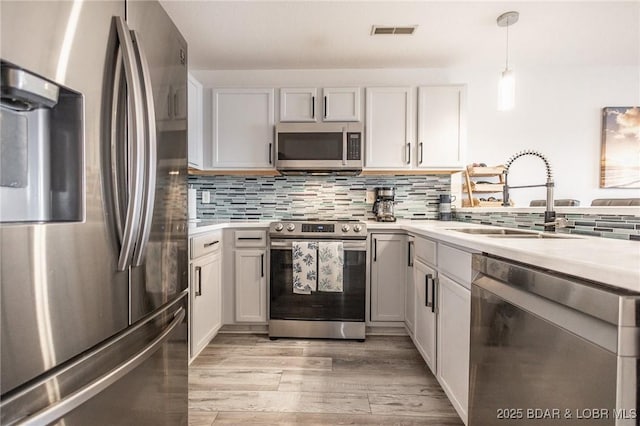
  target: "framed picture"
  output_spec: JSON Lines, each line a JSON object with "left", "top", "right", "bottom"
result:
{"left": 600, "top": 106, "right": 640, "bottom": 188}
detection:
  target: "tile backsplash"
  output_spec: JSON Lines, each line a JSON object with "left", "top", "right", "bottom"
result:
{"left": 455, "top": 210, "right": 640, "bottom": 241}
{"left": 188, "top": 175, "right": 451, "bottom": 221}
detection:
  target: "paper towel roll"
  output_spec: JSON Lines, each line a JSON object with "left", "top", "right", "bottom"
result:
{"left": 188, "top": 188, "right": 197, "bottom": 220}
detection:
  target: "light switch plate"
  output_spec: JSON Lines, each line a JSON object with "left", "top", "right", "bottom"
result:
{"left": 365, "top": 190, "right": 376, "bottom": 204}
{"left": 202, "top": 190, "right": 211, "bottom": 204}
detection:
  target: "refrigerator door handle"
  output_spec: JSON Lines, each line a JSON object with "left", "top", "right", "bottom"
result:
{"left": 17, "top": 307, "right": 185, "bottom": 426}
{"left": 114, "top": 17, "right": 146, "bottom": 271}
{"left": 110, "top": 49, "right": 126, "bottom": 240}
{"left": 130, "top": 29, "right": 158, "bottom": 267}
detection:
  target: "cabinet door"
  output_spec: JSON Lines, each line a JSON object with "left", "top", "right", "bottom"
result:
{"left": 235, "top": 249, "right": 267, "bottom": 322}
{"left": 416, "top": 85, "right": 465, "bottom": 169}
{"left": 370, "top": 234, "right": 406, "bottom": 322}
{"left": 187, "top": 74, "right": 203, "bottom": 169}
{"left": 191, "top": 252, "right": 222, "bottom": 358}
{"left": 414, "top": 260, "right": 437, "bottom": 373}
{"left": 322, "top": 87, "right": 360, "bottom": 122}
{"left": 365, "top": 87, "right": 414, "bottom": 169}
{"left": 212, "top": 88, "right": 275, "bottom": 168}
{"left": 280, "top": 88, "right": 317, "bottom": 122}
{"left": 405, "top": 239, "right": 416, "bottom": 336}
{"left": 437, "top": 274, "right": 470, "bottom": 423}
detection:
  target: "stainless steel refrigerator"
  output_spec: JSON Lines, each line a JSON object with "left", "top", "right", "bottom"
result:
{"left": 0, "top": 1, "right": 189, "bottom": 424}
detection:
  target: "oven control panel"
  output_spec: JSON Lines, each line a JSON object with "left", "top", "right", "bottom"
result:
{"left": 269, "top": 221, "right": 367, "bottom": 239}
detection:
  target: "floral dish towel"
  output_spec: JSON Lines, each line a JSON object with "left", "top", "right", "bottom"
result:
{"left": 318, "top": 241, "right": 344, "bottom": 292}
{"left": 292, "top": 241, "right": 318, "bottom": 294}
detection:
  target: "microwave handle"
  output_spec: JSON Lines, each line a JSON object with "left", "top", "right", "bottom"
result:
{"left": 342, "top": 127, "right": 347, "bottom": 165}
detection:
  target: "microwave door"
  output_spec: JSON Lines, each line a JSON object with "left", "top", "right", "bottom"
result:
{"left": 277, "top": 131, "right": 343, "bottom": 169}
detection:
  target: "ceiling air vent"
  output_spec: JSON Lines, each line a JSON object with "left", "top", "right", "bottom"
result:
{"left": 371, "top": 25, "right": 417, "bottom": 35}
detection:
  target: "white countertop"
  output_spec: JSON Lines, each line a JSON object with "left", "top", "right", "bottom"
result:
{"left": 190, "top": 219, "right": 640, "bottom": 292}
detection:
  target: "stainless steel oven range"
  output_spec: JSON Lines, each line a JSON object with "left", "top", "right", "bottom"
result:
{"left": 268, "top": 220, "right": 367, "bottom": 340}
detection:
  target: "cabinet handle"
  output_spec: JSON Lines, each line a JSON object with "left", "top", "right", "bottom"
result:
{"left": 261, "top": 254, "right": 264, "bottom": 277}
{"left": 311, "top": 96, "right": 315, "bottom": 119}
{"left": 407, "top": 241, "right": 414, "bottom": 267}
{"left": 419, "top": 142, "right": 424, "bottom": 165}
{"left": 324, "top": 96, "right": 327, "bottom": 118}
{"left": 195, "top": 266, "right": 202, "bottom": 297}
{"left": 237, "top": 237, "right": 263, "bottom": 241}
{"left": 269, "top": 143, "right": 272, "bottom": 164}
{"left": 204, "top": 240, "right": 219, "bottom": 248}
{"left": 373, "top": 239, "right": 377, "bottom": 262}
{"left": 431, "top": 277, "right": 437, "bottom": 313}
{"left": 406, "top": 143, "right": 411, "bottom": 165}
{"left": 173, "top": 92, "right": 179, "bottom": 118}
{"left": 425, "top": 274, "right": 431, "bottom": 307}
{"left": 167, "top": 92, "right": 172, "bottom": 118}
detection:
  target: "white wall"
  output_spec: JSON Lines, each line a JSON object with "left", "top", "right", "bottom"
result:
{"left": 192, "top": 65, "right": 639, "bottom": 207}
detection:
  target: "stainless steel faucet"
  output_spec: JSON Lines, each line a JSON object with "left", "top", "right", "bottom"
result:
{"left": 502, "top": 150, "right": 557, "bottom": 231}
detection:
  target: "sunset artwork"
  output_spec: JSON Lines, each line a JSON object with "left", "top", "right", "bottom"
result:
{"left": 600, "top": 107, "right": 640, "bottom": 188}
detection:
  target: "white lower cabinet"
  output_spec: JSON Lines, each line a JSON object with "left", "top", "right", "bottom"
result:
{"left": 413, "top": 259, "right": 437, "bottom": 373}
{"left": 370, "top": 233, "right": 406, "bottom": 322}
{"left": 190, "top": 234, "right": 223, "bottom": 360}
{"left": 234, "top": 248, "right": 267, "bottom": 322}
{"left": 437, "top": 274, "right": 470, "bottom": 424}
{"left": 436, "top": 242, "right": 473, "bottom": 424}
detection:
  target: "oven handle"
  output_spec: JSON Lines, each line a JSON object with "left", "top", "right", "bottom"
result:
{"left": 270, "top": 241, "right": 366, "bottom": 251}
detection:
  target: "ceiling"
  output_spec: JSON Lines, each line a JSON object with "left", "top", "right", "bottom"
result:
{"left": 159, "top": 1, "right": 640, "bottom": 70}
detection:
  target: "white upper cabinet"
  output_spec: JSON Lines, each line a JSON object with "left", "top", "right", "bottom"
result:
{"left": 280, "top": 87, "right": 361, "bottom": 122}
{"left": 187, "top": 73, "right": 203, "bottom": 169}
{"left": 280, "top": 88, "right": 317, "bottom": 122}
{"left": 416, "top": 85, "right": 466, "bottom": 169}
{"left": 212, "top": 88, "right": 275, "bottom": 168}
{"left": 322, "top": 87, "right": 360, "bottom": 122}
{"left": 365, "top": 87, "right": 414, "bottom": 169}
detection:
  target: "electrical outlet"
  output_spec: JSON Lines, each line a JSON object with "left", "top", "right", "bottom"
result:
{"left": 202, "top": 190, "right": 211, "bottom": 204}
{"left": 365, "top": 190, "right": 376, "bottom": 204}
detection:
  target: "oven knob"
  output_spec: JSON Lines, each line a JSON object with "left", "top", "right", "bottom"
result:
{"left": 353, "top": 224, "right": 362, "bottom": 233}
{"left": 341, "top": 224, "right": 350, "bottom": 232}
{"left": 274, "top": 223, "right": 284, "bottom": 232}
{"left": 286, "top": 223, "right": 296, "bottom": 232}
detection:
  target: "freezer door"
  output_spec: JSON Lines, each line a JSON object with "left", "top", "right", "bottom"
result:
{"left": 0, "top": 1, "right": 130, "bottom": 394}
{"left": 126, "top": 1, "right": 189, "bottom": 323}
{"left": 0, "top": 295, "right": 188, "bottom": 426}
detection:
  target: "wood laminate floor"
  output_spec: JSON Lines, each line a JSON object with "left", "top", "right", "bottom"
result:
{"left": 189, "top": 334, "right": 464, "bottom": 426}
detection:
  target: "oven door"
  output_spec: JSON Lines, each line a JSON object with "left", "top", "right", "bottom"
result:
{"left": 269, "top": 239, "right": 366, "bottom": 322}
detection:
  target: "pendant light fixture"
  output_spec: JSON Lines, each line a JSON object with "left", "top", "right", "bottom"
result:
{"left": 497, "top": 11, "right": 519, "bottom": 111}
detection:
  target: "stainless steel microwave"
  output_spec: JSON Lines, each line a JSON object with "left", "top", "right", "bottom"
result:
{"left": 275, "top": 122, "right": 364, "bottom": 175}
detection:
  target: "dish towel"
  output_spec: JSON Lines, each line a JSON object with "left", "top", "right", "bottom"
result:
{"left": 292, "top": 241, "right": 318, "bottom": 294}
{"left": 318, "top": 241, "right": 344, "bottom": 292}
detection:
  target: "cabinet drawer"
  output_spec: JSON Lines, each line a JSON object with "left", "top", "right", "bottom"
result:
{"left": 437, "top": 243, "right": 473, "bottom": 288}
{"left": 234, "top": 230, "right": 267, "bottom": 247}
{"left": 414, "top": 236, "right": 437, "bottom": 266}
{"left": 191, "top": 231, "right": 222, "bottom": 259}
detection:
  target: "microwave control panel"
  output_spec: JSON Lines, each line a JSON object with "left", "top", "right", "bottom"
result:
{"left": 347, "top": 133, "right": 361, "bottom": 160}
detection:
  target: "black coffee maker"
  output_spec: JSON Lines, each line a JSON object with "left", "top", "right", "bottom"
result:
{"left": 372, "top": 187, "right": 396, "bottom": 222}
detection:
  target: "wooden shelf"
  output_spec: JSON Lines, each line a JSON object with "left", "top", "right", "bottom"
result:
{"left": 463, "top": 198, "right": 513, "bottom": 208}
{"left": 466, "top": 165, "right": 506, "bottom": 177}
{"left": 463, "top": 183, "right": 504, "bottom": 193}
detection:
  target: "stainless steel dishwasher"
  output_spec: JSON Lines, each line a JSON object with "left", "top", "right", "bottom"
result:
{"left": 469, "top": 254, "right": 639, "bottom": 426}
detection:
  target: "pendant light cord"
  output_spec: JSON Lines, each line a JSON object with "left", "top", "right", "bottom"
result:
{"left": 505, "top": 18, "right": 510, "bottom": 70}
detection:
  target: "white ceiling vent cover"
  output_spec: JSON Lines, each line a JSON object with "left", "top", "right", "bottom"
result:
{"left": 371, "top": 25, "right": 417, "bottom": 35}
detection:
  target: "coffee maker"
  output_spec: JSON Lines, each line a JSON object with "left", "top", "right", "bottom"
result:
{"left": 372, "top": 187, "right": 396, "bottom": 222}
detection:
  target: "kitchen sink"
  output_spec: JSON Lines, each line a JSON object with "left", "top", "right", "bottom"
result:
{"left": 448, "top": 228, "right": 538, "bottom": 235}
{"left": 448, "top": 228, "right": 581, "bottom": 239}
{"left": 487, "top": 233, "right": 581, "bottom": 239}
